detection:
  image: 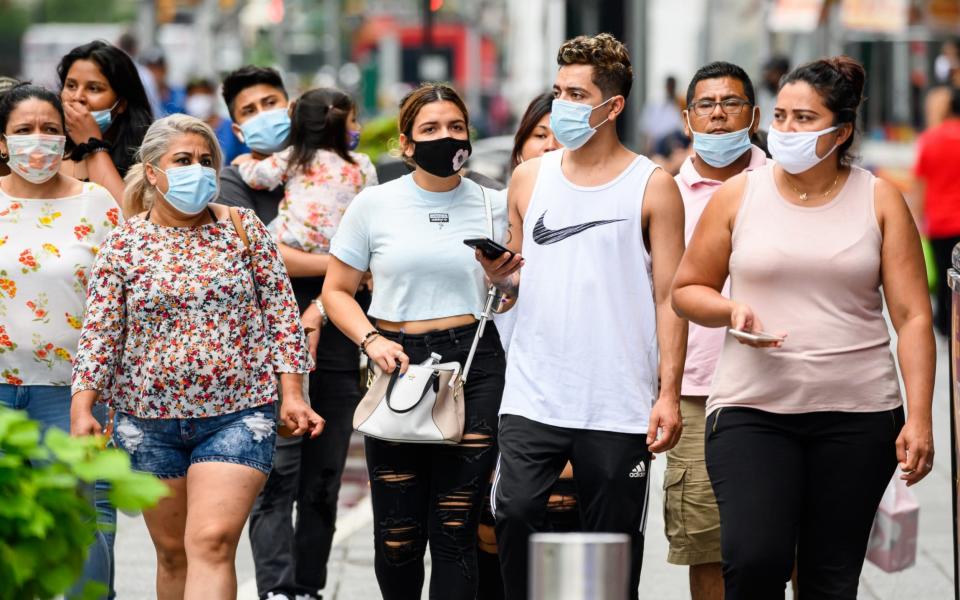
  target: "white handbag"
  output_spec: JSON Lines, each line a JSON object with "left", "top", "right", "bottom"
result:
{"left": 353, "top": 186, "right": 498, "bottom": 444}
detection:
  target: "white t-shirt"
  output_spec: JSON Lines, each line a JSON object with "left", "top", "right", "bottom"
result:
{"left": 0, "top": 182, "right": 121, "bottom": 386}
{"left": 330, "top": 174, "right": 507, "bottom": 322}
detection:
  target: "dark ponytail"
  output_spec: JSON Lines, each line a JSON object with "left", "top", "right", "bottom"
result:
{"left": 286, "top": 87, "right": 356, "bottom": 176}
{"left": 780, "top": 56, "right": 865, "bottom": 165}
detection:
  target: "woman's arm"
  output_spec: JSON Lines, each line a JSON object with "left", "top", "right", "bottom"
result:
{"left": 322, "top": 256, "right": 407, "bottom": 374}
{"left": 877, "top": 178, "right": 936, "bottom": 486}
{"left": 242, "top": 211, "right": 325, "bottom": 436}
{"left": 71, "top": 248, "right": 127, "bottom": 401}
{"left": 238, "top": 149, "right": 290, "bottom": 191}
{"left": 671, "top": 173, "right": 780, "bottom": 347}
{"left": 279, "top": 243, "right": 330, "bottom": 277}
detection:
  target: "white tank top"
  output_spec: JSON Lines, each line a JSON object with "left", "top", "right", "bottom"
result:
{"left": 500, "top": 149, "right": 659, "bottom": 433}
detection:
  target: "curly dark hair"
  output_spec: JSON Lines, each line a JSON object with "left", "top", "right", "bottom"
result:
{"left": 556, "top": 33, "right": 633, "bottom": 99}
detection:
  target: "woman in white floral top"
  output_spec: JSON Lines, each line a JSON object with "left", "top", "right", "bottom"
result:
{"left": 0, "top": 84, "right": 120, "bottom": 598}
{"left": 237, "top": 87, "right": 377, "bottom": 254}
{"left": 71, "top": 114, "right": 324, "bottom": 599}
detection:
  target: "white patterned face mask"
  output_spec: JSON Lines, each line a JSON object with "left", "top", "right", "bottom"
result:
{"left": 4, "top": 134, "right": 66, "bottom": 184}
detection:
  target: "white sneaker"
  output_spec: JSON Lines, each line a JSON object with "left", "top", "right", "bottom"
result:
{"left": 266, "top": 594, "right": 291, "bottom": 600}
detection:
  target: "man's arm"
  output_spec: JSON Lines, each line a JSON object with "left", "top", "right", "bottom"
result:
{"left": 644, "top": 168, "right": 687, "bottom": 453}
{"left": 476, "top": 159, "right": 537, "bottom": 300}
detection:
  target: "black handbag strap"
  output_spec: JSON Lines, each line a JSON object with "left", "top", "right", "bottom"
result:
{"left": 384, "top": 367, "right": 440, "bottom": 414}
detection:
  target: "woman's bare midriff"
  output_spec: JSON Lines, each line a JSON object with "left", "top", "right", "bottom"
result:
{"left": 376, "top": 313, "right": 476, "bottom": 334}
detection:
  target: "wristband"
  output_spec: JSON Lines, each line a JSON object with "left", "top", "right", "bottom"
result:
{"left": 70, "top": 137, "right": 112, "bottom": 161}
{"left": 359, "top": 329, "right": 380, "bottom": 354}
{"left": 312, "top": 298, "right": 328, "bottom": 326}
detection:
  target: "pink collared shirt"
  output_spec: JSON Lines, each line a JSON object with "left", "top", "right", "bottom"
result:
{"left": 675, "top": 145, "right": 767, "bottom": 396}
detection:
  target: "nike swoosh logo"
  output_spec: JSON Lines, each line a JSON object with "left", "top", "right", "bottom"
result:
{"left": 532, "top": 211, "right": 626, "bottom": 245}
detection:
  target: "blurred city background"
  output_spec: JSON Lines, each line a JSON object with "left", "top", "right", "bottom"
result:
{"left": 2, "top": 1, "right": 958, "bottom": 598}
{"left": 2, "top": 0, "right": 959, "bottom": 182}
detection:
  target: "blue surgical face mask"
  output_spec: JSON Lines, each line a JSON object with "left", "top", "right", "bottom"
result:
{"left": 549, "top": 97, "right": 614, "bottom": 151}
{"left": 91, "top": 101, "right": 119, "bottom": 133}
{"left": 348, "top": 130, "right": 361, "bottom": 151}
{"left": 687, "top": 109, "right": 755, "bottom": 168}
{"left": 154, "top": 164, "right": 219, "bottom": 216}
{"left": 239, "top": 108, "right": 291, "bottom": 153}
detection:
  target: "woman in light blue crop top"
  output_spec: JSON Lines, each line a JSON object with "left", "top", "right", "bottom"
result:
{"left": 322, "top": 84, "right": 507, "bottom": 600}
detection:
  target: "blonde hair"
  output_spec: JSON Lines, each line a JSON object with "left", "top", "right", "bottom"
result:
{"left": 122, "top": 114, "right": 223, "bottom": 218}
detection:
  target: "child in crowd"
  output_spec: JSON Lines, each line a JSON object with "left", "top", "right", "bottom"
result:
{"left": 238, "top": 87, "right": 377, "bottom": 253}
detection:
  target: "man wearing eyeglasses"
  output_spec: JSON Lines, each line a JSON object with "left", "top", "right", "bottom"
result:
{"left": 666, "top": 61, "right": 767, "bottom": 600}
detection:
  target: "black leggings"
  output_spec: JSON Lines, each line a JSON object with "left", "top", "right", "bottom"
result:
{"left": 365, "top": 323, "right": 505, "bottom": 600}
{"left": 705, "top": 406, "right": 903, "bottom": 600}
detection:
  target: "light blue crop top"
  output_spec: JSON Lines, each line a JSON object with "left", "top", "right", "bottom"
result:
{"left": 329, "top": 174, "right": 507, "bottom": 322}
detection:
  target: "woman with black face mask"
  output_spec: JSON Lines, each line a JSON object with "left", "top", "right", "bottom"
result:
{"left": 322, "top": 84, "right": 508, "bottom": 600}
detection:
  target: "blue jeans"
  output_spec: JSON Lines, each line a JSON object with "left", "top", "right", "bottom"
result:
{"left": 0, "top": 384, "right": 116, "bottom": 599}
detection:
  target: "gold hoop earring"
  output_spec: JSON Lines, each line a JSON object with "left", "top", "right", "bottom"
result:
{"left": 0, "top": 151, "right": 7, "bottom": 161}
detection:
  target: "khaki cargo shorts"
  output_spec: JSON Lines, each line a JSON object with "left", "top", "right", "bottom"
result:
{"left": 663, "top": 396, "right": 721, "bottom": 565}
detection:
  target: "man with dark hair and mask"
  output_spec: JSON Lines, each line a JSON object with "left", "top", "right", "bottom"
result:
{"left": 663, "top": 61, "right": 768, "bottom": 600}
{"left": 477, "top": 33, "right": 687, "bottom": 600}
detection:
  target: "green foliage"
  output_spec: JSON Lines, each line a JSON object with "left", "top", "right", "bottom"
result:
{"left": 0, "top": 407, "right": 169, "bottom": 600}
{"left": 35, "top": 0, "right": 136, "bottom": 23}
{"left": 356, "top": 114, "right": 400, "bottom": 163}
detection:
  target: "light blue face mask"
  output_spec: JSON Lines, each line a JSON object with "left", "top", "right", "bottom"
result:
{"left": 549, "top": 97, "right": 614, "bottom": 151}
{"left": 91, "top": 101, "right": 119, "bottom": 133}
{"left": 687, "top": 109, "right": 755, "bottom": 168}
{"left": 239, "top": 108, "right": 291, "bottom": 153}
{"left": 154, "top": 164, "right": 219, "bottom": 216}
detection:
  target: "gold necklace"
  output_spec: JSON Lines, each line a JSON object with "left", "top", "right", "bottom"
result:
{"left": 784, "top": 171, "right": 841, "bottom": 202}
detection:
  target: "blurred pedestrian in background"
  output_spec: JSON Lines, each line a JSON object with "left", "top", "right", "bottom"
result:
{"left": 756, "top": 55, "right": 790, "bottom": 129}
{"left": 185, "top": 77, "right": 247, "bottom": 164}
{"left": 673, "top": 56, "right": 936, "bottom": 599}
{"left": 0, "top": 83, "right": 121, "bottom": 600}
{"left": 912, "top": 85, "right": 960, "bottom": 337}
{"left": 141, "top": 47, "right": 186, "bottom": 117}
{"left": 71, "top": 113, "right": 323, "bottom": 599}
{"left": 57, "top": 40, "right": 153, "bottom": 206}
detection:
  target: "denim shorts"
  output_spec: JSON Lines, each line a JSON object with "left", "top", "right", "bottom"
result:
{"left": 113, "top": 404, "right": 277, "bottom": 479}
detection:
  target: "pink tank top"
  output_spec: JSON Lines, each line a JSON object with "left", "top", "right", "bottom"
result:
{"left": 707, "top": 164, "right": 902, "bottom": 415}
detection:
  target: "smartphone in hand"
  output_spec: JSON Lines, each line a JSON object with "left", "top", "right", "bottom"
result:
{"left": 464, "top": 237, "right": 512, "bottom": 260}
{"left": 728, "top": 329, "right": 784, "bottom": 343}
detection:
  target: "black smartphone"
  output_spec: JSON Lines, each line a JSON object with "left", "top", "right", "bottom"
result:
{"left": 463, "top": 237, "right": 512, "bottom": 260}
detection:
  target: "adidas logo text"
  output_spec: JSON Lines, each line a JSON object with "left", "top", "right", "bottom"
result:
{"left": 629, "top": 463, "right": 646, "bottom": 478}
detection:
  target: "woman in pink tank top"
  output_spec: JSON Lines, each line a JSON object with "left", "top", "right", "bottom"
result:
{"left": 672, "top": 57, "right": 935, "bottom": 600}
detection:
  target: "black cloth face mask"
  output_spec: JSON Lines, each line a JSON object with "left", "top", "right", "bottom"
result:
{"left": 410, "top": 136, "right": 472, "bottom": 177}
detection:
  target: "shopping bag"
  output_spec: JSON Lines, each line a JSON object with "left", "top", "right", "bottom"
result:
{"left": 865, "top": 475, "right": 919, "bottom": 572}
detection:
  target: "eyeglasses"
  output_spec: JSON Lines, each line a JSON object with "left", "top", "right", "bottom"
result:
{"left": 688, "top": 99, "right": 751, "bottom": 116}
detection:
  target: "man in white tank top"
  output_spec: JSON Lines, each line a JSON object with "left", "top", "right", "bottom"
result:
{"left": 478, "top": 34, "right": 687, "bottom": 600}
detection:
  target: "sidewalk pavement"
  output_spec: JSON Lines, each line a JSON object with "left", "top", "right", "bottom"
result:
{"left": 116, "top": 336, "right": 956, "bottom": 599}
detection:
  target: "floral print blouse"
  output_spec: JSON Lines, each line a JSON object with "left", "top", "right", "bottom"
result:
{"left": 0, "top": 183, "right": 121, "bottom": 387}
{"left": 238, "top": 148, "right": 377, "bottom": 253}
{"left": 71, "top": 208, "right": 312, "bottom": 419}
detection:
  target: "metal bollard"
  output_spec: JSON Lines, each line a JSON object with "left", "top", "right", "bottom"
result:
{"left": 529, "top": 532, "right": 631, "bottom": 600}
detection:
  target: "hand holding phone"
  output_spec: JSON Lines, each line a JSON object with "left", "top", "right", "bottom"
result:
{"left": 728, "top": 328, "right": 785, "bottom": 344}
{"left": 463, "top": 237, "right": 512, "bottom": 260}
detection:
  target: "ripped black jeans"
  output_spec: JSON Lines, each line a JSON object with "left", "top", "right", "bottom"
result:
{"left": 366, "top": 322, "right": 505, "bottom": 600}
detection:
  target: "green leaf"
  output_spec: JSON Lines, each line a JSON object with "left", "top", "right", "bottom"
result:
{"left": 44, "top": 428, "right": 88, "bottom": 464}
{"left": 72, "top": 449, "right": 131, "bottom": 482}
{"left": 109, "top": 473, "right": 170, "bottom": 510}
{"left": 3, "top": 419, "right": 40, "bottom": 450}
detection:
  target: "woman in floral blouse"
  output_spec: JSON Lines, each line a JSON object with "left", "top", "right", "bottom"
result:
{"left": 71, "top": 114, "right": 324, "bottom": 598}
{"left": 0, "top": 84, "right": 120, "bottom": 597}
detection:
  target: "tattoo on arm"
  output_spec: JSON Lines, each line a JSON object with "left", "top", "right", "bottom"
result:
{"left": 506, "top": 222, "right": 514, "bottom": 244}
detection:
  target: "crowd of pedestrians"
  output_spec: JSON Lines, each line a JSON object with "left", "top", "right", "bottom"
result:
{"left": 0, "top": 30, "right": 938, "bottom": 600}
